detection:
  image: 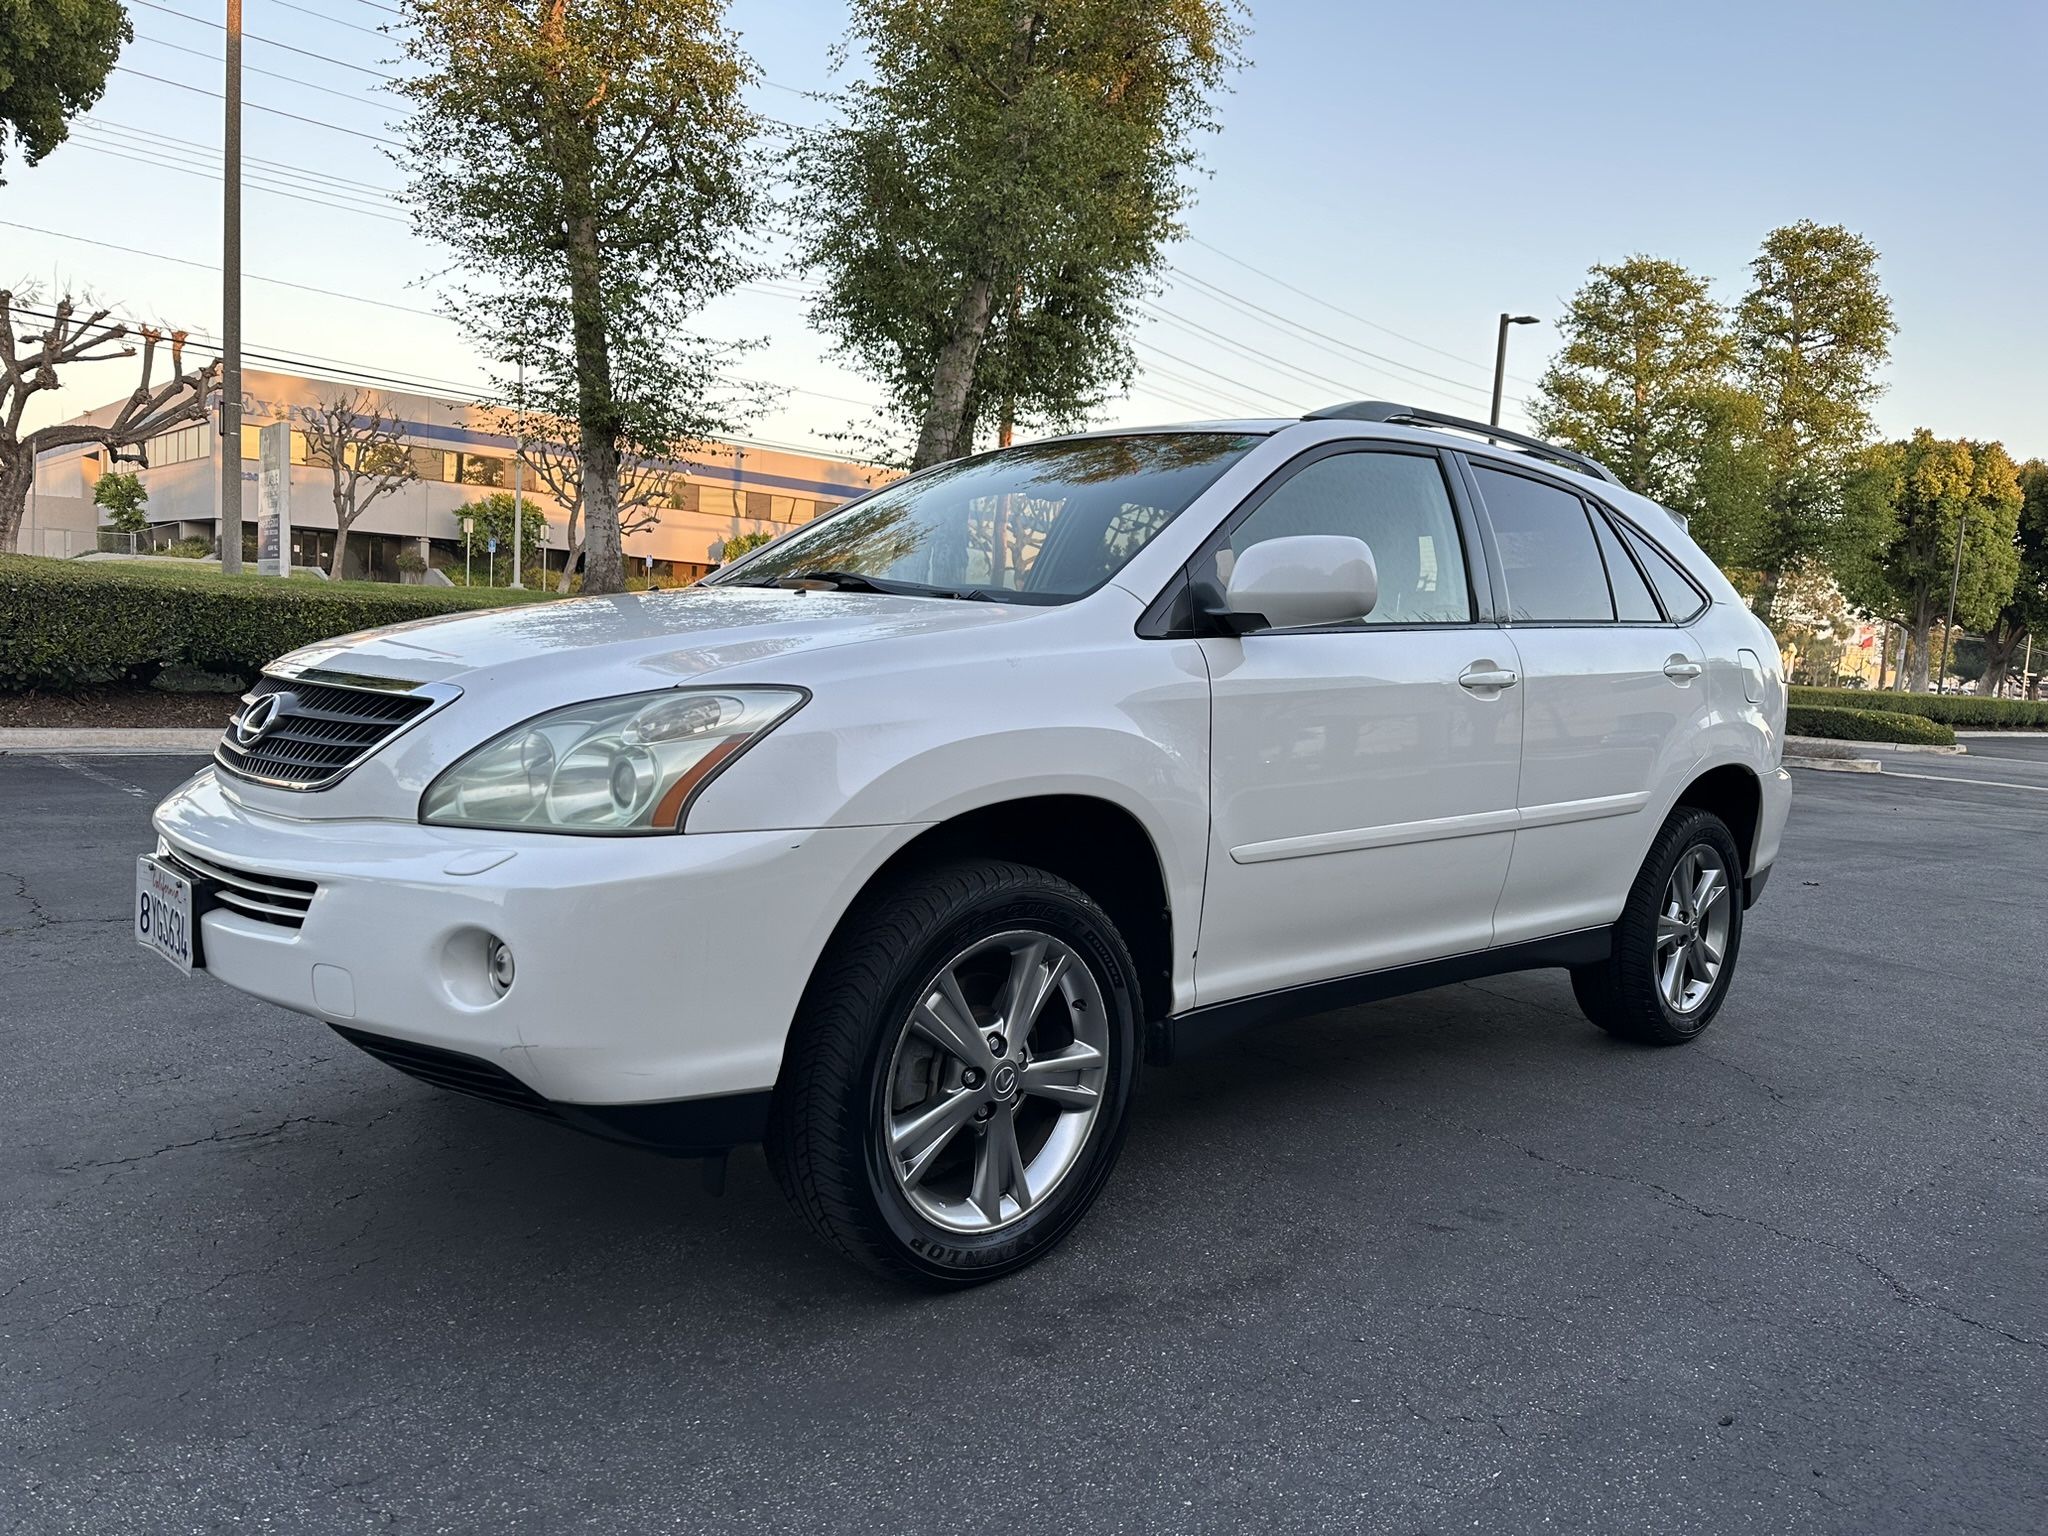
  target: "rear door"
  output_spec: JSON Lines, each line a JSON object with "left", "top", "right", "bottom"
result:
{"left": 1459, "top": 459, "right": 1710, "bottom": 944}
{"left": 1194, "top": 444, "right": 1524, "bottom": 1003}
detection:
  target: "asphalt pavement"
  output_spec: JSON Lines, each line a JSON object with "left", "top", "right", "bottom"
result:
{"left": 2, "top": 750, "right": 2044, "bottom": 1534}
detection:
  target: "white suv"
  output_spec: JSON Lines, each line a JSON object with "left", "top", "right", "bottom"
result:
{"left": 140, "top": 402, "right": 1790, "bottom": 1285}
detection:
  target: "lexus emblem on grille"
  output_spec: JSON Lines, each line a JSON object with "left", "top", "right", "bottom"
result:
{"left": 231, "top": 692, "right": 291, "bottom": 747}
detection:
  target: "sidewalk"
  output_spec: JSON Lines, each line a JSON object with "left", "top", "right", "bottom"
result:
{"left": 0, "top": 728, "right": 220, "bottom": 755}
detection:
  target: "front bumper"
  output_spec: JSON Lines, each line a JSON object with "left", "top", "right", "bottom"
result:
{"left": 152, "top": 770, "right": 913, "bottom": 1113}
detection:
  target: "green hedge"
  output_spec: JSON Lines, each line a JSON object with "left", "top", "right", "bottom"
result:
{"left": 1786, "top": 704, "right": 1957, "bottom": 746}
{"left": 1789, "top": 685, "right": 2048, "bottom": 730}
{"left": 0, "top": 554, "right": 555, "bottom": 691}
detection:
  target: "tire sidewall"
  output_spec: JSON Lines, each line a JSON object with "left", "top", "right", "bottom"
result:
{"left": 846, "top": 878, "right": 1141, "bottom": 1284}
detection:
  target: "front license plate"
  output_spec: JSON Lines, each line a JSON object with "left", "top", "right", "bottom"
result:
{"left": 135, "top": 854, "right": 201, "bottom": 975}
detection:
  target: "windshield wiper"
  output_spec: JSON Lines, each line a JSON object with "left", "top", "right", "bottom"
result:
{"left": 755, "top": 569, "right": 994, "bottom": 601}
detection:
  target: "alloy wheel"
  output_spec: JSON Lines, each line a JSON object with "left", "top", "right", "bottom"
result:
{"left": 1656, "top": 844, "right": 1732, "bottom": 1014}
{"left": 881, "top": 930, "right": 1110, "bottom": 1233}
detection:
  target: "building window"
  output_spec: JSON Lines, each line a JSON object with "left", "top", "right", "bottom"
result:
{"left": 745, "top": 490, "right": 773, "bottom": 519}
{"left": 147, "top": 423, "right": 214, "bottom": 467}
{"left": 668, "top": 479, "right": 701, "bottom": 514}
{"left": 238, "top": 423, "right": 310, "bottom": 465}
{"left": 457, "top": 452, "right": 507, "bottom": 487}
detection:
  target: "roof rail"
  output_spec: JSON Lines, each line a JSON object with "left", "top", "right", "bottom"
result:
{"left": 1304, "top": 401, "right": 1623, "bottom": 487}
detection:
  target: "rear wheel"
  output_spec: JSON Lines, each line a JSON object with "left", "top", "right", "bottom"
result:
{"left": 1572, "top": 807, "right": 1744, "bottom": 1045}
{"left": 767, "top": 859, "right": 1140, "bottom": 1286}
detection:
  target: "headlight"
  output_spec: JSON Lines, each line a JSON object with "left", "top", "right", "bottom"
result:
{"left": 420, "top": 687, "right": 806, "bottom": 834}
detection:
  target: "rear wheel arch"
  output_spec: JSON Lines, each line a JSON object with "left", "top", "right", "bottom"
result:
{"left": 1672, "top": 762, "right": 1762, "bottom": 874}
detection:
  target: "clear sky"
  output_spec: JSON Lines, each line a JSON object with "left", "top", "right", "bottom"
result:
{"left": 6, "top": 0, "right": 2043, "bottom": 460}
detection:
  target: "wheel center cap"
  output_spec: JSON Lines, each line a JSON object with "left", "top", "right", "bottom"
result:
{"left": 990, "top": 1063, "right": 1019, "bottom": 1100}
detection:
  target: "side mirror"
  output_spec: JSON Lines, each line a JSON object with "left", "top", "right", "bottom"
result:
{"left": 1217, "top": 535, "right": 1378, "bottom": 632}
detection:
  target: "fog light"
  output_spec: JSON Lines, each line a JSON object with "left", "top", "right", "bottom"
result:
{"left": 488, "top": 939, "right": 515, "bottom": 995}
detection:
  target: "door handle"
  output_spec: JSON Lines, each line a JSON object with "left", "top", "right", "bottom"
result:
{"left": 1662, "top": 659, "right": 1704, "bottom": 682}
{"left": 1458, "top": 665, "right": 1520, "bottom": 692}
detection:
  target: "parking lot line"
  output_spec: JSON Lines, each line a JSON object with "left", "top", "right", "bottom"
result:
{"left": 1874, "top": 768, "right": 2048, "bottom": 794}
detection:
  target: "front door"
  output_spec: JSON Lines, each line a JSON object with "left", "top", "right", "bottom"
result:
{"left": 1195, "top": 446, "right": 1524, "bottom": 1005}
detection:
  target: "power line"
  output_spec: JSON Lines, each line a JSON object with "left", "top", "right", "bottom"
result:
{"left": 1183, "top": 235, "right": 1543, "bottom": 390}
{"left": 132, "top": 31, "right": 393, "bottom": 111}
{"left": 1166, "top": 265, "right": 1504, "bottom": 402}
{"left": 131, "top": 0, "right": 400, "bottom": 81}
{"left": 1136, "top": 357, "right": 1287, "bottom": 418}
{"left": 1140, "top": 300, "right": 1485, "bottom": 416}
{"left": 0, "top": 218, "right": 447, "bottom": 318}
{"left": 258, "top": 0, "right": 393, "bottom": 39}
{"left": 1134, "top": 334, "right": 1314, "bottom": 414}
{"left": 84, "top": 117, "right": 402, "bottom": 198}
{"left": 110, "top": 65, "right": 406, "bottom": 146}
{"left": 61, "top": 138, "right": 410, "bottom": 224}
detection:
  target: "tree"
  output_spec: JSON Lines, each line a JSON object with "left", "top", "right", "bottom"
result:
{"left": 453, "top": 491, "right": 548, "bottom": 584}
{"left": 1, "top": 292, "right": 218, "bottom": 550}
{"left": 396, "top": 0, "right": 764, "bottom": 596}
{"left": 0, "top": 0, "right": 128, "bottom": 182}
{"left": 795, "top": 0, "right": 1245, "bottom": 469}
{"left": 92, "top": 469, "right": 149, "bottom": 535}
{"left": 503, "top": 408, "right": 667, "bottom": 594}
{"left": 1529, "top": 255, "right": 1768, "bottom": 568}
{"left": 1735, "top": 221, "right": 1897, "bottom": 614}
{"left": 1769, "top": 559, "right": 1859, "bottom": 685}
{"left": 295, "top": 391, "right": 419, "bottom": 580}
{"left": 1973, "top": 460, "right": 2048, "bottom": 694}
{"left": 718, "top": 528, "right": 776, "bottom": 563}
{"left": 1844, "top": 431, "right": 2023, "bottom": 691}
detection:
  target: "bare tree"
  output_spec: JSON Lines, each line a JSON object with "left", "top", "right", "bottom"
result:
{"left": 1, "top": 291, "right": 218, "bottom": 550}
{"left": 504, "top": 410, "right": 666, "bottom": 593}
{"left": 295, "top": 391, "right": 419, "bottom": 579}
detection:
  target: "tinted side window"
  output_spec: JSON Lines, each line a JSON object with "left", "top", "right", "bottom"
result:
{"left": 1224, "top": 451, "right": 1473, "bottom": 625}
{"left": 1591, "top": 509, "right": 1662, "bottom": 621}
{"left": 1620, "top": 522, "right": 1710, "bottom": 622}
{"left": 1472, "top": 465, "right": 1612, "bottom": 622}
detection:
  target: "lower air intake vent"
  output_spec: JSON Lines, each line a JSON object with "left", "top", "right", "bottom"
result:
{"left": 160, "top": 842, "right": 318, "bottom": 930}
{"left": 331, "top": 1027, "right": 553, "bottom": 1115}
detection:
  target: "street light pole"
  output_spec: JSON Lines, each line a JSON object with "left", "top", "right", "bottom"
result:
{"left": 1935, "top": 510, "right": 1968, "bottom": 695}
{"left": 1491, "top": 314, "right": 1538, "bottom": 428}
{"left": 219, "top": 0, "right": 244, "bottom": 573}
{"left": 510, "top": 356, "right": 524, "bottom": 589}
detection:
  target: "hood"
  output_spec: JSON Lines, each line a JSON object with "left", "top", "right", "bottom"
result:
{"left": 268, "top": 586, "right": 1040, "bottom": 692}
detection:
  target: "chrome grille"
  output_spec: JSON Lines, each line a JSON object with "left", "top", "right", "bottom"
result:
{"left": 160, "top": 841, "right": 318, "bottom": 930}
{"left": 216, "top": 673, "right": 436, "bottom": 791}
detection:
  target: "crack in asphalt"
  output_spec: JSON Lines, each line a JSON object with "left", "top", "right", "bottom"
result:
{"left": 1488, "top": 1129, "right": 2048, "bottom": 1355}
{"left": 57, "top": 1117, "right": 342, "bottom": 1181}
{"left": 0, "top": 868, "right": 128, "bottom": 938}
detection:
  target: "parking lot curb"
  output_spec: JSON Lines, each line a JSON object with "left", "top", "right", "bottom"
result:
{"left": 1787, "top": 754, "right": 1882, "bottom": 774}
{"left": 1786, "top": 734, "right": 1964, "bottom": 757}
{"left": 0, "top": 728, "right": 220, "bottom": 755}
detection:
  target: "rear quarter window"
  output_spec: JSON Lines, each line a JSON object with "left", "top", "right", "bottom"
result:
{"left": 1618, "top": 521, "right": 1710, "bottom": 623}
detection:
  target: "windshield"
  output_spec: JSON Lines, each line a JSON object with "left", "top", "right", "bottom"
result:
{"left": 711, "top": 433, "right": 1259, "bottom": 603}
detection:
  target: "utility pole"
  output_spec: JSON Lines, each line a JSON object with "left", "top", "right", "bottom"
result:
{"left": 1935, "top": 511, "right": 1968, "bottom": 694}
{"left": 1491, "top": 314, "right": 1538, "bottom": 428}
{"left": 219, "top": 0, "right": 244, "bottom": 574}
{"left": 510, "top": 356, "right": 524, "bottom": 588}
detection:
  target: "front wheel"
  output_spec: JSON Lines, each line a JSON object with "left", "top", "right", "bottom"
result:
{"left": 767, "top": 860, "right": 1141, "bottom": 1286}
{"left": 1572, "top": 806, "right": 1745, "bottom": 1045}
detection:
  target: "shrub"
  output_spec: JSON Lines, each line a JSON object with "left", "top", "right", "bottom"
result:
{"left": 1786, "top": 704, "right": 1957, "bottom": 746}
{"left": 1789, "top": 685, "right": 2048, "bottom": 730}
{"left": 0, "top": 554, "right": 554, "bottom": 691}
